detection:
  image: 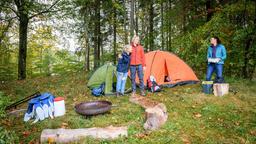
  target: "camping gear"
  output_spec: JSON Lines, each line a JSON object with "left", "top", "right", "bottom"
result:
{"left": 24, "top": 92, "right": 55, "bottom": 123}
{"left": 92, "top": 83, "right": 105, "bottom": 96}
{"left": 75, "top": 100, "right": 112, "bottom": 116}
{"left": 131, "top": 50, "right": 199, "bottom": 88}
{"left": 5, "top": 91, "right": 41, "bottom": 110}
{"left": 54, "top": 97, "right": 65, "bottom": 117}
{"left": 202, "top": 81, "right": 213, "bottom": 94}
{"left": 147, "top": 75, "right": 161, "bottom": 93}
{"left": 87, "top": 63, "right": 132, "bottom": 95}
{"left": 213, "top": 83, "right": 229, "bottom": 96}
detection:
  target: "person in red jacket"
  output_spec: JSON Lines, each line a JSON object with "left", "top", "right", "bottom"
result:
{"left": 130, "top": 35, "right": 146, "bottom": 96}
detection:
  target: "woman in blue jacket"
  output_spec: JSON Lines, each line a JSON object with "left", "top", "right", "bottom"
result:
{"left": 206, "top": 36, "right": 227, "bottom": 82}
{"left": 116, "top": 45, "right": 132, "bottom": 96}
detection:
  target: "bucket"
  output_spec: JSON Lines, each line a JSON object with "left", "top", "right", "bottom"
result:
{"left": 202, "top": 81, "right": 213, "bottom": 94}
{"left": 54, "top": 97, "right": 65, "bottom": 117}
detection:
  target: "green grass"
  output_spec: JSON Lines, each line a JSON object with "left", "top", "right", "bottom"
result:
{"left": 0, "top": 72, "right": 255, "bottom": 143}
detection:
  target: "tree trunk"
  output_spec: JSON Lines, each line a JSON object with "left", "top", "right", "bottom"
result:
{"left": 243, "top": 38, "right": 252, "bottom": 79}
{"left": 130, "top": 0, "right": 135, "bottom": 40}
{"left": 93, "top": 18, "right": 98, "bottom": 69}
{"left": 123, "top": 1, "right": 128, "bottom": 44}
{"left": 213, "top": 83, "right": 229, "bottom": 96}
{"left": 161, "top": 1, "right": 164, "bottom": 50}
{"left": 40, "top": 46, "right": 43, "bottom": 74}
{"left": 149, "top": 1, "right": 154, "bottom": 51}
{"left": 84, "top": 36, "right": 90, "bottom": 71}
{"left": 168, "top": 0, "right": 172, "bottom": 51}
{"left": 97, "top": 2, "right": 101, "bottom": 67}
{"left": 129, "top": 94, "right": 168, "bottom": 131}
{"left": 135, "top": 1, "right": 139, "bottom": 33}
{"left": 206, "top": 0, "right": 213, "bottom": 21}
{"left": 86, "top": 41, "right": 90, "bottom": 71}
{"left": 93, "top": 1, "right": 101, "bottom": 69}
{"left": 18, "top": 14, "right": 29, "bottom": 80}
{"left": 250, "top": 2, "right": 256, "bottom": 79}
{"left": 242, "top": 1, "right": 253, "bottom": 79}
{"left": 182, "top": 2, "right": 187, "bottom": 34}
{"left": 113, "top": 6, "right": 117, "bottom": 64}
{"left": 14, "top": 0, "right": 58, "bottom": 79}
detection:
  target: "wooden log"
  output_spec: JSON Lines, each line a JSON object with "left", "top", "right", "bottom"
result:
{"left": 129, "top": 94, "right": 168, "bottom": 131}
{"left": 213, "top": 83, "right": 229, "bottom": 96}
{"left": 40, "top": 126, "right": 128, "bottom": 143}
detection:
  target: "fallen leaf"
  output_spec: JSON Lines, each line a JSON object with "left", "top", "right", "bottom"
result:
{"left": 236, "top": 136, "right": 246, "bottom": 144}
{"left": 173, "top": 112, "right": 179, "bottom": 118}
{"left": 48, "top": 137, "right": 55, "bottom": 144}
{"left": 28, "top": 139, "right": 39, "bottom": 144}
{"left": 181, "top": 134, "right": 191, "bottom": 144}
{"left": 217, "top": 118, "right": 224, "bottom": 122}
{"left": 193, "top": 113, "right": 202, "bottom": 118}
{"left": 250, "top": 130, "right": 256, "bottom": 136}
{"left": 135, "top": 133, "right": 148, "bottom": 138}
{"left": 22, "top": 131, "right": 31, "bottom": 137}
{"left": 2, "top": 120, "right": 11, "bottom": 126}
{"left": 234, "top": 122, "right": 240, "bottom": 126}
{"left": 61, "top": 122, "right": 69, "bottom": 128}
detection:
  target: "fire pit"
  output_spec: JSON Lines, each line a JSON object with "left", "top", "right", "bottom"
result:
{"left": 75, "top": 100, "right": 112, "bottom": 116}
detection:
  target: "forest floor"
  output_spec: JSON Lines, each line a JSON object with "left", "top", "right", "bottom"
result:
{"left": 0, "top": 72, "right": 255, "bottom": 144}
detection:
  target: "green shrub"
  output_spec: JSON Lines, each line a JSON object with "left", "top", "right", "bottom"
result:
{"left": 0, "top": 127, "right": 19, "bottom": 144}
{"left": 0, "top": 92, "right": 19, "bottom": 143}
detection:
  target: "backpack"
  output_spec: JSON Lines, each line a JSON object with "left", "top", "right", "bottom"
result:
{"left": 24, "top": 92, "right": 55, "bottom": 123}
{"left": 92, "top": 83, "right": 105, "bottom": 96}
{"left": 147, "top": 75, "right": 161, "bottom": 93}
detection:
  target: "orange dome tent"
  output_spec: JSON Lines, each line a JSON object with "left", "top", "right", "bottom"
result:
{"left": 132, "top": 50, "right": 199, "bottom": 87}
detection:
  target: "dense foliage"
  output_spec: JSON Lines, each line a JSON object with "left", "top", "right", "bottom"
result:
{"left": 172, "top": 1, "right": 256, "bottom": 79}
{"left": 0, "top": 0, "right": 255, "bottom": 80}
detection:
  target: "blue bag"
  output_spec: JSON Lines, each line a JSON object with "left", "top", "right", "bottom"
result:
{"left": 92, "top": 83, "right": 105, "bottom": 96}
{"left": 24, "top": 92, "right": 55, "bottom": 123}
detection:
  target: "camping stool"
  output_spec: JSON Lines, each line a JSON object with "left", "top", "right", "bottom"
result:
{"left": 54, "top": 97, "right": 66, "bottom": 117}
{"left": 213, "top": 83, "right": 229, "bottom": 96}
{"left": 202, "top": 81, "right": 213, "bottom": 94}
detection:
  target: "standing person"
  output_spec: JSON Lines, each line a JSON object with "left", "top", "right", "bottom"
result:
{"left": 116, "top": 45, "right": 132, "bottom": 96}
{"left": 130, "top": 35, "right": 146, "bottom": 96}
{"left": 206, "top": 36, "right": 227, "bottom": 82}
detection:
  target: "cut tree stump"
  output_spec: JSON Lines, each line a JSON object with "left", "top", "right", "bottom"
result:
{"left": 213, "top": 83, "right": 229, "bottom": 96}
{"left": 129, "top": 94, "right": 168, "bottom": 131}
{"left": 40, "top": 126, "right": 127, "bottom": 143}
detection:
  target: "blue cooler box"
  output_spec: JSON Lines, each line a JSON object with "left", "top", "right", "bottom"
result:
{"left": 202, "top": 81, "right": 213, "bottom": 94}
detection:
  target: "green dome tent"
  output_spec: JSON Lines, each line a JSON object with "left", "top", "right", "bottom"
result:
{"left": 87, "top": 63, "right": 132, "bottom": 95}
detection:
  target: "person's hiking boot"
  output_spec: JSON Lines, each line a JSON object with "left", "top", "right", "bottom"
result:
{"left": 140, "top": 91, "right": 146, "bottom": 96}
{"left": 132, "top": 91, "right": 136, "bottom": 96}
{"left": 116, "top": 92, "right": 120, "bottom": 97}
{"left": 120, "top": 93, "right": 125, "bottom": 96}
